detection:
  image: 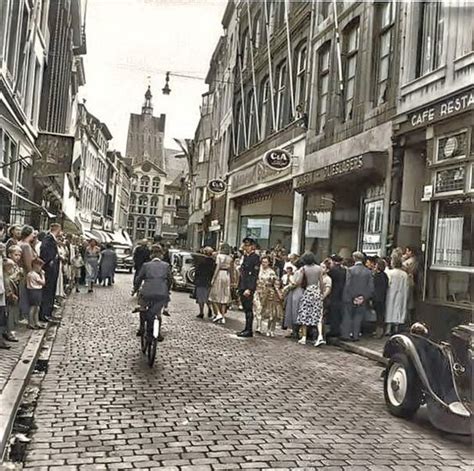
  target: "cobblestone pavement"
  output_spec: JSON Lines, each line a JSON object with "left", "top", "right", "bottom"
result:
{"left": 0, "top": 324, "right": 32, "bottom": 392}
{"left": 23, "top": 274, "right": 472, "bottom": 470}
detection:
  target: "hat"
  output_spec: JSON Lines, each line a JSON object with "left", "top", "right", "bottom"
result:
{"left": 242, "top": 237, "right": 256, "bottom": 245}
{"left": 330, "top": 254, "right": 343, "bottom": 263}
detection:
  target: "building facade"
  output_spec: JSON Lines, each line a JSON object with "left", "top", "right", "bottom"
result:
{"left": 0, "top": 0, "right": 51, "bottom": 225}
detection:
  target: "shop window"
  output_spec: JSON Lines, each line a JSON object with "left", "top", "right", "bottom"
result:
{"left": 343, "top": 21, "right": 359, "bottom": 121}
{"left": 295, "top": 43, "right": 307, "bottom": 110}
{"left": 427, "top": 271, "right": 472, "bottom": 308}
{"left": 435, "top": 130, "right": 469, "bottom": 163}
{"left": 240, "top": 217, "right": 270, "bottom": 248}
{"left": 432, "top": 198, "right": 472, "bottom": 268}
{"left": 416, "top": 2, "right": 444, "bottom": 77}
{"left": 362, "top": 199, "right": 384, "bottom": 256}
{"left": 435, "top": 166, "right": 465, "bottom": 194}
{"left": 276, "top": 61, "right": 287, "bottom": 130}
{"left": 304, "top": 210, "right": 331, "bottom": 259}
{"left": 375, "top": 1, "right": 395, "bottom": 105}
{"left": 316, "top": 42, "right": 331, "bottom": 134}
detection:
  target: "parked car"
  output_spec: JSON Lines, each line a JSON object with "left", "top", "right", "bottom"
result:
{"left": 383, "top": 323, "right": 472, "bottom": 435}
{"left": 113, "top": 243, "right": 133, "bottom": 272}
{"left": 170, "top": 251, "right": 204, "bottom": 291}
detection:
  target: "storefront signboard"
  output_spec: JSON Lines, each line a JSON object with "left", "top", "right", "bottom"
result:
{"left": 207, "top": 178, "right": 227, "bottom": 195}
{"left": 231, "top": 160, "right": 291, "bottom": 193}
{"left": 405, "top": 89, "right": 474, "bottom": 131}
{"left": 262, "top": 149, "right": 292, "bottom": 171}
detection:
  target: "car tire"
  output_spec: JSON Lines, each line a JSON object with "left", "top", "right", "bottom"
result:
{"left": 384, "top": 353, "right": 422, "bottom": 418}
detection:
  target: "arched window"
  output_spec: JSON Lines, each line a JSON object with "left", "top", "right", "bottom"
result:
{"left": 147, "top": 218, "right": 156, "bottom": 238}
{"left": 152, "top": 177, "right": 160, "bottom": 193}
{"left": 138, "top": 196, "right": 148, "bottom": 214}
{"left": 150, "top": 197, "right": 158, "bottom": 215}
{"left": 140, "top": 176, "right": 150, "bottom": 193}
{"left": 276, "top": 61, "right": 287, "bottom": 129}
{"left": 295, "top": 42, "right": 307, "bottom": 109}
{"left": 247, "top": 89, "right": 256, "bottom": 146}
{"left": 260, "top": 77, "right": 271, "bottom": 138}
{"left": 130, "top": 194, "right": 136, "bottom": 213}
{"left": 235, "top": 101, "right": 245, "bottom": 153}
{"left": 127, "top": 216, "right": 134, "bottom": 230}
{"left": 241, "top": 28, "right": 249, "bottom": 68}
{"left": 253, "top": 12, "right": 262, "bottom": 49}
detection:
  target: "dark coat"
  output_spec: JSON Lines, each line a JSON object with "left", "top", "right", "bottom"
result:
{"left": 238, "top": 252, "right": 260, "bottom": 292}
{"left": 343, "top": 263, "right": 374, "bottom": 304}
{"left": 133, "top": 245, "right": 150, "bottom": 270}
{"left": 373, "top": 270, "right": 389, "bottom": 304}
{"left": 194, "top": 256, "right": 216, "bottom": 288}
{"left": 134, "top": 259, "right": 172, "bottom": 300}
{"left": 39, "top": 233, "right": 59, "bottom": 273}
{"left": 329, "top": 265, "right": 346, "bottom": 302}
{"left": 99, "top": 249, "right": 117, "bottom": 279}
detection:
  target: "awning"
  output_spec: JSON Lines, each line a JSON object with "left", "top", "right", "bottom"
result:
{"left": 90, "top": 229, "right": 113, "bottom": 243}
{"left": 0, "top": 183, "right": 56, "bottom": 218}
{"left": 109, "top": 230, "right": 132, "bottom": 247}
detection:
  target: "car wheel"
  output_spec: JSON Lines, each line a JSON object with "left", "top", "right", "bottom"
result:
{"left": 384, "top": 353, "right": 422, "bottom": 418}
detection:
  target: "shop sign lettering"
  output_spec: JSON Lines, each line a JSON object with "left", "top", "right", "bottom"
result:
{"left": 408, "top": 90, "right": 474, "bottom": 128}
{"left": 207, "top": 178, "right": 227, "bottom": 195}
{"left": 263, "top": 149, "right": 292, "bottom": 170}
{"left": 231, "top": 160, "right": 291, "bottom": 192}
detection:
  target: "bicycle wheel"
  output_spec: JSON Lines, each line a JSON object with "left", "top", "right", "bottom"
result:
{"left": 141, "top": 332, "right": 148, "bottom": 354}
{"left": 147, "top": 338, "right": 157, "bottom": 367}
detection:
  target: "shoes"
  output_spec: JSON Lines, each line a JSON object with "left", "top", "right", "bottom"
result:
{"left": 157, "top": 334, "right": 164, "bottom": 342}
{"left": 162, "top": 309, "right": 170, "bottom": 317}
{"left": 136, "top": 330, "right": 143, "bottom": 337}
{"left": 314, "top": 338, "right": 326, "bottom": 347}
{"left": 237, "top": 330, "right": 253, "bottom": 338}
{"left": 3, "top": 333, "right": 19, "bottom": 342}
{"left": 270, "top": 332, "right": 275, "bottom": 338}
{"left": 298, "top": 337, "right": 307, "bottom": 345}
{"left": 196, "top": 314, "right": 204, "bottom": 319}
{"left": 213, "top": 314, "right": 223, "bottom": 323}
{"left": 132, "top": 306, "right": 145, "bottom": 313}
{"left": 27, "top": 325, "right": 39, "bottom": 330}
{"left": 0, "top": 339, "right": 11, "bottom": 350}
{"left": 266, "top": 332, "right": 271, "bottom": 337}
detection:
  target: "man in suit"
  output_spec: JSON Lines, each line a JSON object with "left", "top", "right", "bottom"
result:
{"left": 327, "top": 254, "right": 347, "bottom": 338}
{"left": 39, "top": 223, "right": 62, "bottom": 322}
{"left": 237, "top": 237, "right": 260, "bottom": 338}
{"left": 341, "top": 251, "right": 374, "bottom": 341}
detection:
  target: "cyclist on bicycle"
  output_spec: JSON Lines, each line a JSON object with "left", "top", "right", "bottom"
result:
{"left": 133, "top": 244, "right": 172, "bottom": 339}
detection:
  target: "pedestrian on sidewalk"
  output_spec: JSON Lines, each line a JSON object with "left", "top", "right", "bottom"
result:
{"left": 71, "top": 242, "right": 84, "bottom": 293}
{"left": 0, "top": 220, "right": 11, "bottom": 349}
{"left": 26, "top": 258, "right": 46, "bottom": 329}
{"left": 315, "top": 258, "right": 333, "bottom": 347}
{"left": 194, "top": 246, "right": 215, "bottom": 319}
{"left": 385, "top": 253, "right": 409, "bottom": 335}
{"left": 327, "top": 254, "right": 346, "bottom": 338}
{"left": 208, "top": 243, "right": 233, "bottom": 325}
{"left": 99, "top": 243, "right": 118, "bottom": 287}
{"left": 133, "top": 239, "right": 150, "bottom": 289}
{"left": 5, "top": 224, "right": 21, "bottom": 252}
{"left": 296, "top": 252, "right": 324, "bottom": 346}
{"left": 253, "top": 256, "right": 278, "bottom": 335}
{"left": 7, "top": 245, "right": 23, "bottom": 325}
{"left": 84, "top": 238, "right": 100, "bottom": 293}
{"left": 237, "top": 237, "right": 260, "bottom": 338}
{"left": 3, "top": 259, "right": 19, "bottom": 342}
{"left": 373, "top": 258, "right": 389, "bottom": 338}
{"left": 340, "top": 251, "right": 374, "bottom": 342}
{"left": 18, "top": 226, "right": 36, "bottom": 322}
{"left": 39, "top": 223, "right": 61, "bottom": 321}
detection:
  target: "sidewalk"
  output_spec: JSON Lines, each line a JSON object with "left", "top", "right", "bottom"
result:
{"left": 210, "top": 306, "right": 388, "bottom": 365}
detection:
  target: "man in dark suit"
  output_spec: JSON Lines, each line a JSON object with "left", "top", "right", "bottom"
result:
{"left": 341, "top": 251, "right": 374, "bottom": 341}
{"left": 327, "top": 254, "right": 346, "bottom": 338}
{"left": 237, "top": 237, "right": 260, "bottom": 338}
{"left": 39, "top": 223, "right": 62, "bottom": 322}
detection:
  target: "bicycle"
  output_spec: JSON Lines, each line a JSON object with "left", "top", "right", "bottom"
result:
{"left": 139, "top": 304, "right": 163, "bottom": 367}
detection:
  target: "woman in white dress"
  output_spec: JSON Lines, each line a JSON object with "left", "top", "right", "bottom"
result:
{"left": 385, "top": 253, "right": 409, "bottom": 335}
{"left": 208, "top": 243, "right": 233, "bottom": 324}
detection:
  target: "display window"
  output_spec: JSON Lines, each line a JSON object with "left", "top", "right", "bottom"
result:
{"left": 240, "top": 216, "right": 292, "bottom": 251}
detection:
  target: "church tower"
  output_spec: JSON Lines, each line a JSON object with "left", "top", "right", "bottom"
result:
{"left": 125, "top": 86, "right": 166, "bottom": 169}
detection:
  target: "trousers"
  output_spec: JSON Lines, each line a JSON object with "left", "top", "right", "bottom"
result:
{"left": 239, "top": 291, "right": 254, "bottom": 333}
{"left": 139, "top": 298, "right": 165, "bottom": 336}
{"left": 340, "top": 304, "right": 366, "bottom": 340}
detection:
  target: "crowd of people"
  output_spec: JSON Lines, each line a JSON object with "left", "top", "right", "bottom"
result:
{"left": 193, "top": 237, "right": 419, "bottom": 343}
{"left": 0, "top": 220, "right": 119, "bottom": 349}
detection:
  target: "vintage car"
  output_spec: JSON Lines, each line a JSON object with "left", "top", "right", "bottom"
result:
{"left": 383, "top": 323, "right": 472, "bottom": 435}
{"left": 171, "top": 251, "right": 197, "bottom": 291}
{"left": 112, "top": 243, "right": 134, "bottom": 272}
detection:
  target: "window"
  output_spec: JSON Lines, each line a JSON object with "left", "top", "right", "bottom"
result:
{"left": 318, "top": 1, "right": 331, "bottom": 23}
{"left": 0, "top": 129, "right": 17, "bottom": 180}
{"left": 375, "top": 1, "right": 395, "bottom": 105}
{"left": 265, "top": 1, "right": 275, "bottom": 39}
{"left": 316, "top": 43, "right": 330, "bottom": 134}
{"left": 241, "top": 28, "right": 249, "bottom": 68}
{"left": 150, "top": 197, "right": 158, "bottom": 215}
{"left": 276, "top": 61, "right": 287, "bottom": 129}
{"left": 295, "top": 44, "right": 307, "bottom": 109}
{"left": 416, "top": 2, "right": 444, "bottom": 77}
{"left": 163, "top": 213, "right": 172, "bottom": 225}
{"left": 247, "top": 89, "right": 257, "bottom": 146}
{"left": 6, "top": 0, "right": 21, "bottom": 78}
{"left": 152, "top": 177, "right": 160, "bottom": 193}
{"left": 167, "top": 196, "right": 173, "bottom": 206}
{"left": 130, "top": 195, "right": 136, "bottom": 213}
{"left": 260, "top": 77, "right": 271, "bottom": 138}
{"left": 138, "top": 196, "right": 148, "bottom": 214}
{"left": 343, "top": 22, "right": 359, "bottom": 120}
{"left": 362, "top": 199, "right": 384, "bottom": 256}
{"left": 253, "top": 12, "right": 262, "bottom": 49}
{"left": 275, "top": 1, "right": 285, "bottom": 28}
{"left": 147, "top": 218, "right": 157, "bottom": 238}
{"left": 136, "top": 217, "right": 146, "bottom": 230}
{"left": 16, "top": 4, "right": 30, "bottom": 97}
{"left": 139, "top": 176, "right": 149, "bottom": 193}
{"left": 235, "top": 101, "right": 245, "bottom": 153}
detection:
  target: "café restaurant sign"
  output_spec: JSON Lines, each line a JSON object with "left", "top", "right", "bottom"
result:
{"left": 407, "top": 89, "right": 474, "bottom": 130}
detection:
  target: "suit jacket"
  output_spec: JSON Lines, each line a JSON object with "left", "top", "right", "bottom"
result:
{"left": 39, "top": 233, "right": 59, "bottom": 273}
{"left": 238, "top": 252, "right": 260, "bottom": 292}
{"left": 134, "top": 259, "right": 172, "bottom": 300}
{"left": 343, "top": 263, "right": 374, "bottom": 304}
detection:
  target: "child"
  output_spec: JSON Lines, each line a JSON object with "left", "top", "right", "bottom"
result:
{"left": 315, "top": 259, "right": 333, "bottom": 347}
{"left": 3, "top": 259, "right": 19, "bottom": 341}
{"left": 373, "top": 258, "right": 389, "bottom": 338}
{"left": 26, "top": 258, "right": 46, "bottom": 330}
{"left": 281, "top": 265, "right": 295, "bottom": 288}
{"left": 71, "top": 249, "right": 84, "bottom": 293}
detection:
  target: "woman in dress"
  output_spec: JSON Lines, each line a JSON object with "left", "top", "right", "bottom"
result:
{"left": 208, "top": 243, "right": 233, "bottom": 324}
{"left": 283, "top": 256, "right": 304, "bottom": 338}
{"left": 84, "top": 239, "right": 101, "bottom": 293}
{"left": 296, "top": 252, "right": 324, "bottom": 346}
{"left": 18, "top": 225, "right": 37, "bottom": 321}
{"left": 194, "top": 247, "right": 216, "bottom": 319}
{"left": 253, "top": 256, "right": 278, "bottom": 335}
{"left": 99, "top": 243, "right": 118, "bottom": 286}
{"left": 385, "top": 252, "right": 409, "bottom": 335}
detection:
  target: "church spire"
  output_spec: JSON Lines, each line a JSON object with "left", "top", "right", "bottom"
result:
{"left": 142, "top": 85, "right": 153, "bottom": 115}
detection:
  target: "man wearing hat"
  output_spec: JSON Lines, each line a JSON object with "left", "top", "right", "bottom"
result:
{"left": 237, "top": 237, "right": 260, "bottom": 337}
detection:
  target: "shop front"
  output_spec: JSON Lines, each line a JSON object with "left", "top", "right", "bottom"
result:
{"left": 395, "top": 87, "right": 473, "bottom": 337}
{"left": 294, "top": 152, "right": 388, "bottom": 262}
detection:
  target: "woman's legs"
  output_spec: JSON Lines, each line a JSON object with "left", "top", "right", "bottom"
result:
{"left": 314, "top": 319, "right": 326, "bottom": 346}
{"left": 28, "top": 305, "right": 40, "bottom": 328}
{"left": 298, "top": 326, "right": 307, "bottom": 344}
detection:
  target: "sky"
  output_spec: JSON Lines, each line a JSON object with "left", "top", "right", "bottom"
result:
{"left": 82, "top": 0, "right": 227, "bottom": 152}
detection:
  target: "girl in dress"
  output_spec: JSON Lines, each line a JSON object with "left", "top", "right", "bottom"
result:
{"left": 266, "top": 278, "right": 284, "bottom": 337}
{"left": 26, "top": 258, "right": 46, "bottom": 329}
{"left": 209, "top": 243, "right": 233, "bottom": 324}
{"left": 253, "top": 256, "right": 277, "bottom": 334}
{"left": 84, "top": 239, "right": 101, "bottom": 293}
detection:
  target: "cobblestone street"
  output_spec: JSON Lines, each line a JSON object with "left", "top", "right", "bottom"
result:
{"left": 23, "top": 275, "right": 472, "bottom": 470}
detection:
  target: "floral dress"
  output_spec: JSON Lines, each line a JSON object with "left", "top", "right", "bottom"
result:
{"left": 296, "top": 265, "right": 324, "bottom": 327}
{"left": 253, "top": 267, "right": 282, "bottom": 321}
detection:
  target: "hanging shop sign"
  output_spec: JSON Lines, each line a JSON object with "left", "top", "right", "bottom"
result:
{"left": 262, "top": 148, "right": 292, "bottom": 171}
{"left": 207, "top": 179, "right": 227, "bottom": 195}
